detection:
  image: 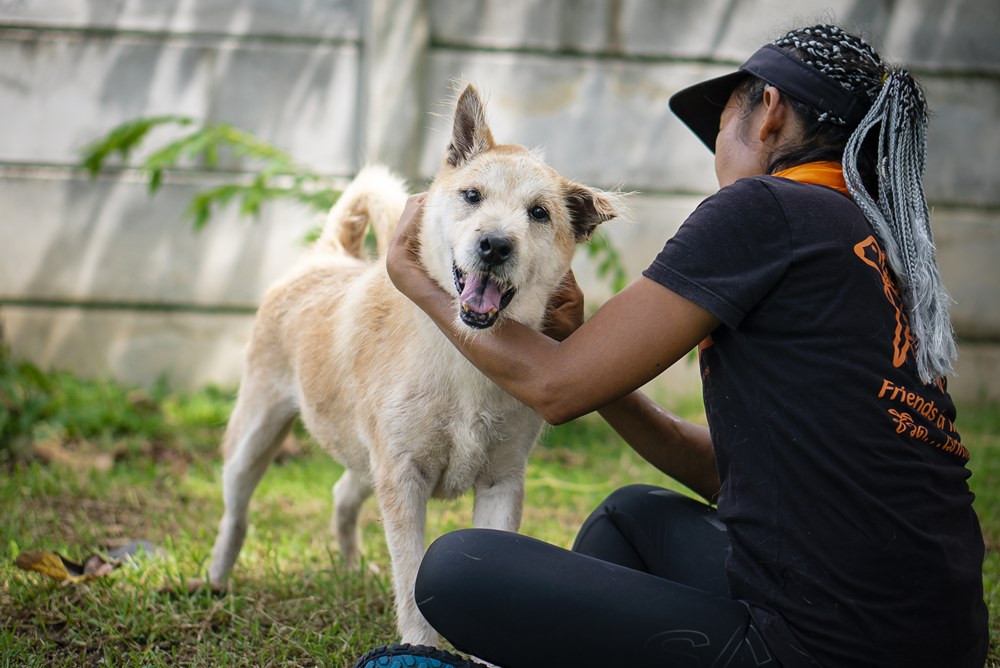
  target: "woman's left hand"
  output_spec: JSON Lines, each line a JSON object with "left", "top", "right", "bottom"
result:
{"left": 542, "top": 270, "right": 585, "bottom": 341}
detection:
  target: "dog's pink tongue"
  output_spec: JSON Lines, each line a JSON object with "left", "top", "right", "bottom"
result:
{"left": 460, "top": 273, "right": 503, "bottom": 314}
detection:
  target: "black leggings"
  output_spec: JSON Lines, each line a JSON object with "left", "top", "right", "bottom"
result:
{"left": 415, "top": 485, "right": 779, "bottom": 667}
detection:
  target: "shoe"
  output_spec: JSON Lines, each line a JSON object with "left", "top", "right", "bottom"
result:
{"left": 352, "top": 643, "right": 489, "bottom": 668}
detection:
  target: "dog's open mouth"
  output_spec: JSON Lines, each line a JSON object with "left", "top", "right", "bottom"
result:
{"left": 452, "top": 264, "right": 516, "bottom": 329}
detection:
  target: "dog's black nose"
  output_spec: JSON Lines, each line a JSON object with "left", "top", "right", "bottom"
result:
{"left": 477, "top": 233, "right": 513, "bottom": 266}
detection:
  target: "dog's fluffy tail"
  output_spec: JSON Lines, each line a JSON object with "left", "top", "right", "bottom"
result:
{"left": 318, "top": 165, "right": 409, "bottom": 258}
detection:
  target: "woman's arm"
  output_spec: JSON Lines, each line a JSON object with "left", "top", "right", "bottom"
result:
{"left": 388, "top": 195, "right": 720, "bottom": 422}
{"left": 543, "top": 270, "right": 720, "bottom": 499}
{"left": 537, "top": 263, "right": 720, "bottom": 500}
{"left": 598, "top": 392, "right": 719, "bottom": 501}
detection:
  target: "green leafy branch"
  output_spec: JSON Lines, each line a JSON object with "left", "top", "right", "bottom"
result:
{"left": 80, "top": 116, "right": 339, "bottom": 230}
{"left": 585, "top": 232, "right": 628, "bottom": 293}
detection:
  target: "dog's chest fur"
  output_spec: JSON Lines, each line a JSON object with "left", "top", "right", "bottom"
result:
{"left": 433, "top": 362, "right": 540, "bottom": 499}
{"left": 289, "top": 266, "right": 542, "bottom": 498}
{"left": 370, "top": 315, "right": 542, "bottom": 499}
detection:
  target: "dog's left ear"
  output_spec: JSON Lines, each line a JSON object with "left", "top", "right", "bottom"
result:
{"left": 564, "top": 182, "right": 618, "bottom": 241}
{"left": 446, "top": 84, "right": 496, "bottom": 167}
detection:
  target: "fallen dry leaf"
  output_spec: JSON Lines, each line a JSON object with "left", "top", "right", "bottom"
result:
{"left": 13, "top": 550, "right": 114, "bottom": 583}
{"left": 14, "top": 540, "right": 162, "bottom": 584}
{"left": 14, "top": 551, "right": 77, "bottom": 582}
{"left": 31, "top": 438, "right": 116, "bottom": 473}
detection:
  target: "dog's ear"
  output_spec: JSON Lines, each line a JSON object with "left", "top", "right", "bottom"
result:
{"left": 446, "top": 85, "right": 496, "bottom": 167}
{"left": 563, "top": 182, "right": 618, "bottom": 241}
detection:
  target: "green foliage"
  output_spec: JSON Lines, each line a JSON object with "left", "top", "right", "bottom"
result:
{"left": 0, "top": 344, "right": 52, "bottom": 456}
{"left": 80, "top": 115, "right": 194, "bottom": 177}
{"left": 80, "top": 116, "right": 339, "bottom": 231}
{"left": 585, "top": 231, "right": 628, "bottom": 293}
{"left": 0, "top": 343, "right": 234, "bottom": 461}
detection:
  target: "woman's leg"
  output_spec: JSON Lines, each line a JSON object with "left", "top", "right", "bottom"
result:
{"left": 572, "top": 484, "right": 731, "bottom": 596}
{"left": 415, "top": 487, "right": 778, "bottom": 667}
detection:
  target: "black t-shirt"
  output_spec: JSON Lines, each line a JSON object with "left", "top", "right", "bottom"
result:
{"left": 643, "top": 175, "right": 988, "bottom": 668}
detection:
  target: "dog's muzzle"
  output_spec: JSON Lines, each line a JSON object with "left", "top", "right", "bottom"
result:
{"left": 452, "top": 263, "right": 516, "bottom": 329}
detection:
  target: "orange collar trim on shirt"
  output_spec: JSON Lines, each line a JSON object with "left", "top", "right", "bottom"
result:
{"left": 773, "top": 161, "right": 850, "bottom": 196}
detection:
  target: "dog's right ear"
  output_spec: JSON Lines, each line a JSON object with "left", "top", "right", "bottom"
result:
{"left": 446, "top": 85, "right": 495, "bottom": 167}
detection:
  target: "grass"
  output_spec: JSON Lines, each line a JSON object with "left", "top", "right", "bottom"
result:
{"left": 1, "top": 351, "right": 997, "bottom": 667}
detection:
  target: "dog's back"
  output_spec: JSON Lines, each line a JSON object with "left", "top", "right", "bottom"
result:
{"left": 220, "top": 166, "right": 407, "bottom": 461}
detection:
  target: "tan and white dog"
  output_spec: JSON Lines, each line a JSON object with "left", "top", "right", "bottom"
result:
{"left": 207, "top": 84, "right": 617, "bottom": 644}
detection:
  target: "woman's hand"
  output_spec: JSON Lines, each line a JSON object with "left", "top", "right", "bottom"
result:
{"left": 386, "top": 193, "right": 429, "bottom": 299}
{"left": 542, "top": 270, "right": 585, "bottom": 341}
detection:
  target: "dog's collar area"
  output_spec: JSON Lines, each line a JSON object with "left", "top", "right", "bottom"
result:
{"left": 452, "top": 263, "right": 516, "bottom": 329}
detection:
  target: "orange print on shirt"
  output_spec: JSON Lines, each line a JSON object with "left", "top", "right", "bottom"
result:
{"left": 697, "top": 335, "right": 713, "bottom": 380}
{"left": 854, "top": 236, "right": 913, "bottom": 368}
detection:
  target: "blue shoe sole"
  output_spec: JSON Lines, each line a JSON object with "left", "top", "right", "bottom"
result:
{"left": 353, "top": 643, "right": 488, "bottom": 668}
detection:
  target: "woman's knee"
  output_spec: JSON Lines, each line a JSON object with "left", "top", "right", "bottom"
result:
{"left": 599, "top": 483, "right": 675, "bottom": 513}
{"left": 416, "top": 530, "right": 472, "bottom": 603}
{"left": 575, "top": 485, "right": 687, "bottom": 545}
{"left": 415, "top": 529, "right": 511, "bottom": 617}
{"left": 595, "top": 485, "right": 715, "bottom": 529}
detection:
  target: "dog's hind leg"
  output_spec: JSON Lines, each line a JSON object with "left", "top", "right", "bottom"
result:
{"left": 331, "top": 468, "right": 372, "bottom": 569}
{"left": 208, "top": 378, "right": 297, "bottom": 586}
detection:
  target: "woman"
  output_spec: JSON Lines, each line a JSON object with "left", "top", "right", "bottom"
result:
{"left": 355, "top": 25, "right": 988, "bottom": 668}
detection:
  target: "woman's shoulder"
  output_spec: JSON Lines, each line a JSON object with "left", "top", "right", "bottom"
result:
{"left": 724, "top": 174, "right": 863, "bottom": 227}
{"left": 698, "top": 174, "right": 844, "bottom": 217}
{"left": 751, "top": 173, "right": 857, "bottom": 208}
{"left": 692, "top": 176, "right": 784, "bottom": 220}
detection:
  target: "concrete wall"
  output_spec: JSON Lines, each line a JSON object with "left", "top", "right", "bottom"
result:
{"left": 1, "top": 0, "right": 998, "bottom": 402}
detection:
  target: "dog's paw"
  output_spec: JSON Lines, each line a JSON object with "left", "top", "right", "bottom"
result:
{"left": 157, "top": 577, "right": 227, "bottom": 597}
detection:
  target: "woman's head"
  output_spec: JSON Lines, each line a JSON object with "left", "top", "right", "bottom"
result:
{"left": 731, "top": 26, "right": 923, "bottom": 196}
{"left": 671, "top": 23, "right": 956, "bottom": 383}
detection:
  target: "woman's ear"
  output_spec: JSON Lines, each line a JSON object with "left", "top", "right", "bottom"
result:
{"left": 758, "top": 86, "right": 793, "bottom": 145}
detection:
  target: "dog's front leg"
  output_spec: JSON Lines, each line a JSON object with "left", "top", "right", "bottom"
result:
{"left": 472, "top": 467, "right": 527, "bottom": 532}
{"left": 376, "top": 470, "right": 437, "bottom": 646}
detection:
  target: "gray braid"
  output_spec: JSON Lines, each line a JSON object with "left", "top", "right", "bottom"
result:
{"left": 773, "top": 25, "right": 957, "bottom": 383}
{"left": 843, "top": 69, "right": 957, "bottom": 383}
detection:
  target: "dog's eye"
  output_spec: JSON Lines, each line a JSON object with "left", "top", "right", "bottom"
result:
{"left": 462, "top": 189, "right": 481, "bottom": 205}
{"left": 528, "top": 205, "right": 549, "bottom": 222}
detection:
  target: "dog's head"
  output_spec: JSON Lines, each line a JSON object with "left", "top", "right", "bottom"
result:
{"left": 419, "top": 84, "right": 618, "bottom": 331}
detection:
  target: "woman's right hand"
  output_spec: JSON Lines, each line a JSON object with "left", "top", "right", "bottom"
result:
{"left": 386, "top": 193, "right": 429, "bottom": 300}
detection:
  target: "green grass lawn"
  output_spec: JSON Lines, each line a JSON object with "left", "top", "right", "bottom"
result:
{"left": 1, "top": 353, "right": 997, "bottom": 666}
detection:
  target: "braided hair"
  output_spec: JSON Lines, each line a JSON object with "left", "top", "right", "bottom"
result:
{"left": 736, "top": 24, "right": 956, "bottom": 383}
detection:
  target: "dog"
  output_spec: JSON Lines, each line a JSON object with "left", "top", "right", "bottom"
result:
{"left": 207, "top": 84, "right": 618, "bottom": 645}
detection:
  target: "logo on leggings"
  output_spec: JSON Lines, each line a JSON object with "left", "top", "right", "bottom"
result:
{"left": 644, "top": 626, "right": 775, "bottom": 666}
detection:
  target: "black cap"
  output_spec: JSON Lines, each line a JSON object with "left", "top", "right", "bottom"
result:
{"left": 669, "top": 44, "right": 868, "bottom": 153}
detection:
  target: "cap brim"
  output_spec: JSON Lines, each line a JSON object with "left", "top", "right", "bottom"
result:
{"left": 669, "top": 71, "right": 748, "bottom": 154}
